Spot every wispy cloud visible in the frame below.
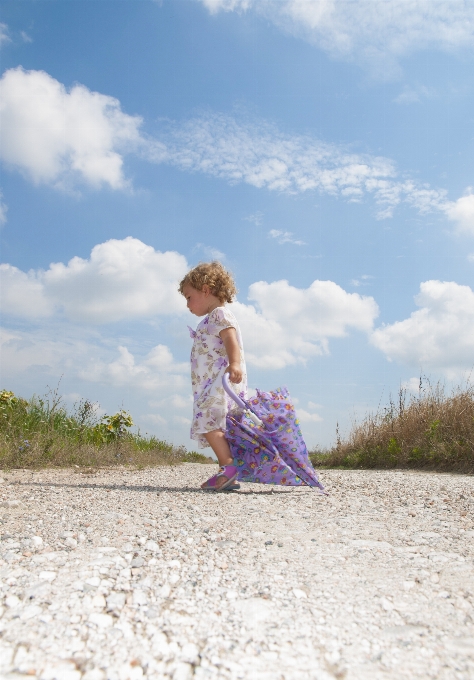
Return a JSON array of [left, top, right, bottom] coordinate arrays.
[[199, 0, 474, 78], [0, 191, 7, 226], [268, 229, 305, 246], [394, 85, 437, 105], [0, 23, 11, 47], [244, 211, 264, 226], [0, 67, 467, 229], [193, 243, 227, 261], [351, 275, 374, 288], [148, 111, 450, 220]]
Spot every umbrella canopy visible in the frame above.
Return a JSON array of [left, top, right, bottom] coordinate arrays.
[[223, 376, 325, 491]]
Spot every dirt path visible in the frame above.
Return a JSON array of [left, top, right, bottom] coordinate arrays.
[[0, 465, 473, 679]]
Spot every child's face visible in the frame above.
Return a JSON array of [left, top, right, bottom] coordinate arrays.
[[183, 285, 214, 316]]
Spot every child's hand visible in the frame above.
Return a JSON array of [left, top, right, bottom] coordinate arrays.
[[225, 363, 242, 384]]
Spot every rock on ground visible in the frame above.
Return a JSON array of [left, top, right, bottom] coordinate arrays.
[[0, 464, 473, 679]]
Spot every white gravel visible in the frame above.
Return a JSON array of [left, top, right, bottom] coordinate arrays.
[[0, 464, 473, 680]]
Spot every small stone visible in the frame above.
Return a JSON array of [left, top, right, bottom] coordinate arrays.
[[133, 590, 148, 606], [91, 594, 106, 608], [145, 540, 160, 552], [20, 604, 43, 620], [89, 612, 113, 628], [5, 595, 20, 608], [131, 557, 144, 568], [292, 588, 307, 599], [380, 597, 394, 611], [106, 591, 126, 612], [39, 571, 57, 581], [32, 536, 43, 547]]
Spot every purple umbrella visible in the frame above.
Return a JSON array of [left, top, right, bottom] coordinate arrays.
[[223, 374, 325, 492]]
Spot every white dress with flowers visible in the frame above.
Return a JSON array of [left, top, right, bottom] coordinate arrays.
[[189, 306, 247, 449]]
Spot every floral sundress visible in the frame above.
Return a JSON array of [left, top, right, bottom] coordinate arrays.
[[189, 306, 247, 449]]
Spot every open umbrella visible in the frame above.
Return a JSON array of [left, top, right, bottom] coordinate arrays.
[[223, 374, 325, 492]]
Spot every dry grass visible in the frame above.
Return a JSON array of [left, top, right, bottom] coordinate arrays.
[[0, 387, 212, 469], [310, 379, 474, 473]]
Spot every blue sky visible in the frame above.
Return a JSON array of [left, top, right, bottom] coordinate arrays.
[[1, 0, 474, 450]]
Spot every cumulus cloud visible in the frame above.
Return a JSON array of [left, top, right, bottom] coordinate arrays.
[[80, 344, 188, 391], [232, 279, 379, 368], [0, 326, 187, 393], [443, 190, 474, 235], [371, 280, 474, 377], [149, 111, 450, 219], [0, 237, 188, 323], [199, 0, 474, 77], [0, 67, 143, 190]]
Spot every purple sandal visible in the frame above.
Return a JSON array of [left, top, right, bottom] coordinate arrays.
[[201, 465, 238, 492]]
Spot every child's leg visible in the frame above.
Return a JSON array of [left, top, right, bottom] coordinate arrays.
[[201, 430, 236, 490], [204, 430, 233, 466]]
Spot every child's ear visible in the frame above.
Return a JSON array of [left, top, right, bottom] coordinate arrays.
[[202, 284, 210, 296]]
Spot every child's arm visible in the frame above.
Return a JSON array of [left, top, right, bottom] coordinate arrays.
[[219, 327, 243, 384]]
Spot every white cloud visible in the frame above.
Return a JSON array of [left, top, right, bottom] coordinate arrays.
[[199, 0, 474, 77], [0, 23, 10, 46], [0, 325, 187, 393], [371, 280, 474, 377], [468, 254, 474, 263], [0, 67, 143, 190], [268, 229, 305, 246], [401, 377, 422, 393], [149, 111, 450, 219], [244, 211, 264, 226], [0, 237, 188, 323], [297, 409, 323, 423], [443, 190, 474, 235], [394, 85, 437, 105], [0, 65, 456, 223], [193, 242, 227, 261], [80, 344, 188, 391], [232, 278, 379, 368], [351, 274, 374, 288], [20, 31, 32, 44], [0, 191, 8, 225]]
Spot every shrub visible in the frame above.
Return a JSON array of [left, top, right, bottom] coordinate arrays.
[[0, 388, 188, 469], [310, 378, 474, 473]]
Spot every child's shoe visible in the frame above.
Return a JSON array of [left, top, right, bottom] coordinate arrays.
[[201, 465, 238, 491]]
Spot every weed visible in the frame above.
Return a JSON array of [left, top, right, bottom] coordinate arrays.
[[310, 377, 474, 473], [0, 388, 189, 469]]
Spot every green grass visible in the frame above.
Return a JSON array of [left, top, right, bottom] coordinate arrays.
[[0, 387, 204, 469], [310, 378, 474, 474]]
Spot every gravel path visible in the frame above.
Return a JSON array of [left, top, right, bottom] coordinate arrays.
[[0, 464, 473, 680]]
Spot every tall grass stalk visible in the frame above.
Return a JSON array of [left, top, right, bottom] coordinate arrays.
[[310, 379, 474, 473], [0, 388, 208, 469]]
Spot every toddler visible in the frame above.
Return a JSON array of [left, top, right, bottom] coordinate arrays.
[[179, 261, 247, 491]]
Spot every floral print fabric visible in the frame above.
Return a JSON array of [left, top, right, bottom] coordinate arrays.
[[226, 386, 325, 490], [189, 306, 247, 449]]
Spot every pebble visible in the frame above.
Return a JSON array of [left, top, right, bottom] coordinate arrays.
[[0, 465, 472, 679]]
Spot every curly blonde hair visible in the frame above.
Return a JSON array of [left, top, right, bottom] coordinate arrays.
[[179, 261, 237, 304]]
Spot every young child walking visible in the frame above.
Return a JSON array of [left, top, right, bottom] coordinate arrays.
[[179, 261, 247, 491]]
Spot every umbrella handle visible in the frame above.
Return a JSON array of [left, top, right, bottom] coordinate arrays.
[[222, 373, 263, 427]]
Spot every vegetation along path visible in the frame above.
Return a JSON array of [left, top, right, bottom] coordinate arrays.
[[0, 465, 473, 679]]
